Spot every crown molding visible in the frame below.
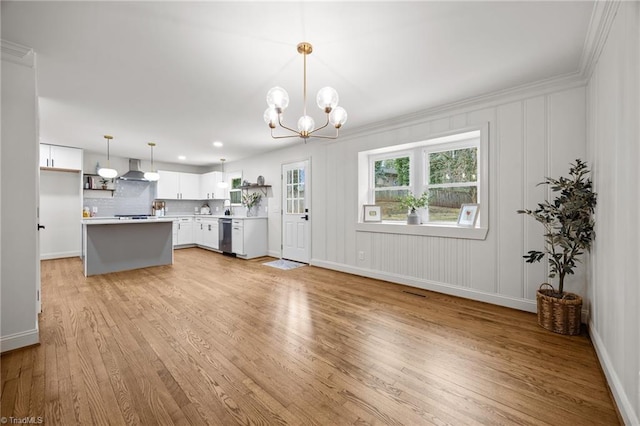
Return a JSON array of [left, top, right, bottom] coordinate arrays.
[[1, 40, 35, 67], [343, 70, 586, 141], [579, 0, 621, 80]]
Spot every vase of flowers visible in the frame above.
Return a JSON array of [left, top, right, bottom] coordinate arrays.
[[242, 192, 262, 217]]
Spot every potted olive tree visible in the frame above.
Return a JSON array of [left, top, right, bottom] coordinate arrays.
[[399, 192, 429, 225], [517, 159, 597, 335]]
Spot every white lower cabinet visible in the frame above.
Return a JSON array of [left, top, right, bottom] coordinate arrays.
[[231, 218, 267, 259], [174, 217, 194, 246], [231, 219, 244, 255], [176, 216, 264, 258], [195, 217, 218, 250]]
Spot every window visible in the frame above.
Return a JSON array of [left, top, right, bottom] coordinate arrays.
[[371, 153, 412, 220], [425, 143, 478, 222], [358, 124, 488, 238], [229, 176, 242, 205]]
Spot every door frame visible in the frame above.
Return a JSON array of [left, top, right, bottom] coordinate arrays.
[[281, 158, 311, 263]]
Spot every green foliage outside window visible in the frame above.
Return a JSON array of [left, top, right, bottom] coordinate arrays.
[[429, 148, 477, 184]]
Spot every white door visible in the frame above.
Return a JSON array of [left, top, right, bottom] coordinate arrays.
[[40, 170, 82, 259], [282, 160, 310, 263]]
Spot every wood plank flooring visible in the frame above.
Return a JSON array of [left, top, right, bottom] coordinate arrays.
[[1, 248, 621, 425]]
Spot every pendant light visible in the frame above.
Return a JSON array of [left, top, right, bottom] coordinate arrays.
[[217, 158, 229, 188], [144, 142, 160, 181], [97, 135, 118, 178]]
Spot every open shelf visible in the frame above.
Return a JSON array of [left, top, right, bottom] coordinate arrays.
[[239, 185, 271, 196]]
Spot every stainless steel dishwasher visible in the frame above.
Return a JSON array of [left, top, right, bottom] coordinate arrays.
[[219, 218, 233, 254]]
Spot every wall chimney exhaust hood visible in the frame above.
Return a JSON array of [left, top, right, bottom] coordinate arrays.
[[119, 159, 147, 181]]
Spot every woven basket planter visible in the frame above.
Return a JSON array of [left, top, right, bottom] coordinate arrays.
[[536, 283, 583, 335]]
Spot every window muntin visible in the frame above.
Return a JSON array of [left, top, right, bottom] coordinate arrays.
[[285, 167, 305, 214], [425, 145, 478, 222], [371, 154, 412, 221]]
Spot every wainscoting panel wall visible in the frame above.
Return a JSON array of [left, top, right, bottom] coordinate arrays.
[[586, 1, 640, 424], [315, 86, 586, 313]]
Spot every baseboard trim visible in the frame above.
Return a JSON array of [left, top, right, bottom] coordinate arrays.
[[589, 320, 638, 426], [310, 259, 537, 313], [267, 250, 281, 259], [1, 328, 39, 353], [40, 250, 81, 260]]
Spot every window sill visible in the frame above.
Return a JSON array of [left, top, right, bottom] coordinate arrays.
[[355, 221, 488, 240]]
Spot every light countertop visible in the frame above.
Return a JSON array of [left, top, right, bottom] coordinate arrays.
[[82, 217, 176, 225]]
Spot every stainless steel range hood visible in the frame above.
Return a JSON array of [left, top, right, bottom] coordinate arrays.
[[119, 159, 147, 181]]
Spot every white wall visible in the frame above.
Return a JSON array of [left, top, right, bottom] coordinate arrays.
[[1, 44, 40, 352], [587, 2, 640, 424], [229, 83, 587, 314]]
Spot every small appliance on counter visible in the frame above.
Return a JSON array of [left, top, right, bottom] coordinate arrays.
[[152, 200, 166, 216], [200, 203, 211, 215]]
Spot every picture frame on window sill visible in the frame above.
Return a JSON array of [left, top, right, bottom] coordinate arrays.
[[363, 205, 382, 222], [457, 203, 479, 227]]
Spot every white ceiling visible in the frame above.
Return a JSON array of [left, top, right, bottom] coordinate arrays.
[[2, 1, 594, 167]]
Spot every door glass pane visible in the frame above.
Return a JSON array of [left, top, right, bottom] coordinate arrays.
[[285, 167, 305, 214]]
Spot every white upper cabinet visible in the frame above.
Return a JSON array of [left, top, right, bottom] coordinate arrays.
[[157, 170, 200, 200], [199, 172, 216, 199], [39, 144, 82, 170], [179, 172, 200, 200], [199, 171, 227, 199], [157, 170, 180, 199]]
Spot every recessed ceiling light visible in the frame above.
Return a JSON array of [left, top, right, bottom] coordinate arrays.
[[178, 155, 186, 160], [213, 141, 223, 148]]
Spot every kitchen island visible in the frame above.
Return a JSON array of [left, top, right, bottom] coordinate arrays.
[[82, 217, 175, 276]]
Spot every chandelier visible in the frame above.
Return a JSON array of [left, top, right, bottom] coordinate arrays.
[[264, 42, 347, 140]]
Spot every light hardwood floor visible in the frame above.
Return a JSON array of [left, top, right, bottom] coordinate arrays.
[[1, 248, 620, 425]]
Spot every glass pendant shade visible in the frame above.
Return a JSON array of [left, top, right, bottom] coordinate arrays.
[[316, 87, 339, 112], [217, 158, 228, 188], [329, 106, 348, 128], [98, 167, 118, 179], [266, 87, 289, 111], [99, 135, 117, 178], [263, 107, 278, 127], [144, 171, 160, 181], [144, 142, 160, 181], [297, 115, 315, 133]]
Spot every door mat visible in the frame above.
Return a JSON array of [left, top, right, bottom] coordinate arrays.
[[263, 259, 306, 270]]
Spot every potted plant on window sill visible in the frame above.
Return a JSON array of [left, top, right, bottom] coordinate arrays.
[[517, 159, 597, 335], [399, 192, 429, 225]]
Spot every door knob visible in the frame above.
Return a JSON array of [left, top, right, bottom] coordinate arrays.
[[300, 214, 309, 220], [37, 224, 45, 230]]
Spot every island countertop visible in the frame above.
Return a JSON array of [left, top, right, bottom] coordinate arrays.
[[83, 217, 176, 225]]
